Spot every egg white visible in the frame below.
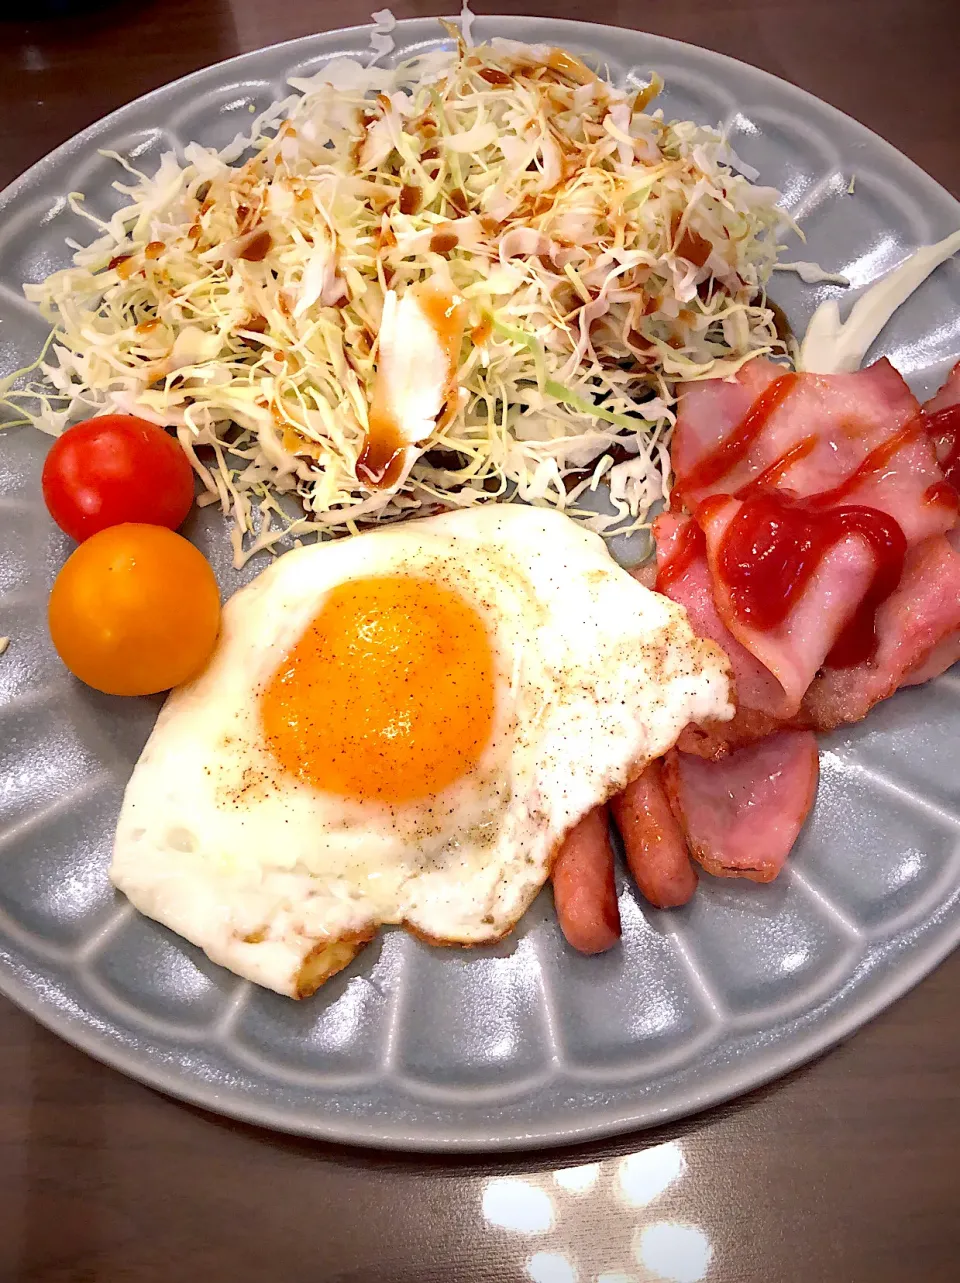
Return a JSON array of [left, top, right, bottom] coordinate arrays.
[[110, 505, 733, 997]]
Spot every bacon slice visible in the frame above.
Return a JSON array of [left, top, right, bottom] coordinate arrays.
[[800, 532, 960, 730], [662, 731, 819, 883], [671, 358, 782, 506], [796, 364, 960, 729], [655, 360, 959, 749], [695, 493, 886, 716], [615, 360, 959, 912], [600, 351, 960, 924], [922, 360, 960, 493], [674, 358, 919, 497], [900, 631, 960, 687], [652, 513, 785, 757], [653, 514, 786, 716], [924, 360, 960, 416], [675, 357, 955, 542]]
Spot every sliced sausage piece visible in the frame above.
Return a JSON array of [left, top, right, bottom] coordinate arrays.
[[552, 804, 621, 954], [662, 729, 819, 883], [610, 761, 698, 908]]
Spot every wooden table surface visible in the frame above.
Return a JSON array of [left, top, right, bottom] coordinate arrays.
[[0, 2, 958, 1280]]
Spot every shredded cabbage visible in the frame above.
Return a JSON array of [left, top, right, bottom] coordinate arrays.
[[6, 31, 794, 565]]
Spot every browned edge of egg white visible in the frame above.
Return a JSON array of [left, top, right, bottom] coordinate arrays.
[[294, 926, 378, 999]]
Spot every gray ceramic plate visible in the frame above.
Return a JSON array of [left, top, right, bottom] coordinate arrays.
[[0, 15, 958, 1152]]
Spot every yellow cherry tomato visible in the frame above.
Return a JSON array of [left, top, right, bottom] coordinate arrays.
[[48, 523, 220, 696]]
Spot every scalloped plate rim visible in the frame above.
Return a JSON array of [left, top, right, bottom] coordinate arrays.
[[0, 14, 957, 1152]]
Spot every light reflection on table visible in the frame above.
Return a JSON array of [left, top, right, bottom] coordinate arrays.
[[479, 1139, 713, 1282]]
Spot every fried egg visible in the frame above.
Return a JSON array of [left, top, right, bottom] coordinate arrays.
[[110, 505, 732, 997]]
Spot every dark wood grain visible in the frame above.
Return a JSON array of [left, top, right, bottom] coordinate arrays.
[[0, 4, 958, 1281]]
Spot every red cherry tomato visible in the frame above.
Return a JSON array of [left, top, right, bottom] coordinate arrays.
[[41, 415, 195, 541]]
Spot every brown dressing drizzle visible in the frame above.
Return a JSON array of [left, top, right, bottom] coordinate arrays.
[[479, 67, 512, 86], [676, 226, 713, 268], [546, 47, 596, 85], [237, 228, 273, 262], [632, 73, 663, 114], [767, 298, 794, 345], [357, 421, 406, 490], [429, 229, 459, 254], [471, 316, 492, 346], [238, 314, 269, 346], [446, 188, 470, 217], [670, 211, 713, 269], [398, 184, 421, 215]]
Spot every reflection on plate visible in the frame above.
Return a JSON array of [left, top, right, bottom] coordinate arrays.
[[0, 15, 958, 1150]]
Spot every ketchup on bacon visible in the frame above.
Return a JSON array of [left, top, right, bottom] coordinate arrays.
[[670, 373, 929, 670]]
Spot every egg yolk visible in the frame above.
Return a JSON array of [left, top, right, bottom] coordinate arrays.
[[261, 575, 495, 804]]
